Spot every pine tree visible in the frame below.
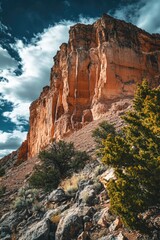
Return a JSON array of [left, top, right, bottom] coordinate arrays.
[[99, 80, 160, 231]]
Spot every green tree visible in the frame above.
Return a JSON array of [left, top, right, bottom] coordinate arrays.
[[98, 81, 160, 231], [29, 141, 89, 192], [29, 165, 61, 192], [92, 121, 116, 147]]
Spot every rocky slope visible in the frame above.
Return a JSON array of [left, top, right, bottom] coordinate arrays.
[[1, 99, 129, 193], [25, 14, 160, 158], [1, 158, 160, 240]]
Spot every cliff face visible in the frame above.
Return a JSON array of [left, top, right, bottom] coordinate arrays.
[[27, 14, 160, 158]]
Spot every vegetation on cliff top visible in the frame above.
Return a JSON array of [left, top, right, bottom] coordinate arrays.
[[94, 80, 160, 231]]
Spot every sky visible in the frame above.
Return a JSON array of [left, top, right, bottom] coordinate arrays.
[[0, 0, 160, 158]]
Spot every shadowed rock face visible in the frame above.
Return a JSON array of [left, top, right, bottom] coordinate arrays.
[[27, 14, 160, 158]]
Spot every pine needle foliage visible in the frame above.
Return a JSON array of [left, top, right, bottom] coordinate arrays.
[[92, 121, 116, 147], [99, 80, 160, 231]]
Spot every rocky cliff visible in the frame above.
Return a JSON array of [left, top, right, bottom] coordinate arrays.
[[26, 14, 160, 158]]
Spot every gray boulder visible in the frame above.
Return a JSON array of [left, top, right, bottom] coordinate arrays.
[[78, 185, 97, 206], [1, 235, 11, 240], [48, 188, 67, 203], [19, 218, 50, 240], [93, 207, 115, 227], [18, 205, 70, 240], [55, 205, 94, 240], [98, 232, 126, 240], [78, 180, 94, 192], [0, 210, 25, 239], [98, 235, 117, 240], [0, 211, 19, 228]]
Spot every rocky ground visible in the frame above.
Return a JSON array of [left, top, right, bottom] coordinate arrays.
[[1, 159, 160, 240], [0, 99, 160, 240], [0, 160, 138, 240]]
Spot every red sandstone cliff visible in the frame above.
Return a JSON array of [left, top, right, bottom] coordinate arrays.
[[26, 14, 160, 158]]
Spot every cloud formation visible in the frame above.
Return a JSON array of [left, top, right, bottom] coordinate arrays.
[[112, 0, 160, 33], [0, 16, 96, 158], [137, 0, 160, 33], [1, 22, 71, 103], [1, 17, 96, 103], [0, 46, 17, 70], [0, 130, 27, 158], [3, 102, 30, 127]]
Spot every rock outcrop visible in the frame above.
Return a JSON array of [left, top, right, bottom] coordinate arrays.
[[1, 160, 159, 240], [25, 14, 160, 157]]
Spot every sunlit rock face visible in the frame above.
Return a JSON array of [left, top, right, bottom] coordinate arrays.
[[27, 14, 160, 158]]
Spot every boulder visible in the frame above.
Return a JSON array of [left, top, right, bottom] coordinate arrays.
[[98, 233, 126, 240], [48, 188, 67, 203], [78, 185, 97, 206], [55, 210, 83, 240], [55, 205, 94, 240], [98, 235, 115, 240], [100, 168, 116, 185], [1, 235, 11, 240], [78, 180, 94, 192], [116, 232, 126, 240], [0, 225, 11, 240], [109, 217, 122, 232], [0, 210, 25, 239], [19, 218, 50, 240], [95, 207, 115, 227], [77, 231, 89, 240]]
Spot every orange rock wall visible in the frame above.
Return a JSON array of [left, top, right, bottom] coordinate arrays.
[[16, 140, 28, 165], [27, 14, 160, 158]]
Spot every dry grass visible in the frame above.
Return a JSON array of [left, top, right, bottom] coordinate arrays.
[[61, 173, 85, 195], [50, 213, 61, 224]]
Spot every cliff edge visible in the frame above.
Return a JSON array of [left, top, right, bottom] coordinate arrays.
[[12, 14, 160, 158]]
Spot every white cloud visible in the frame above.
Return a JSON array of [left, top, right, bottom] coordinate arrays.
[[0, 46, 18, 70], [112, 0, 160, 34], [0, 130, 27, 158], [3, 102, 30, 127], [137, 0, 160, 33], [1, 17, 96, 104], [1, 22, 72, 103], [0, 16, 97, 158], [0, 150, 13, 158]]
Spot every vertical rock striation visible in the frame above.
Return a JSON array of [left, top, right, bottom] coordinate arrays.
[[27, 14, 160, 158]]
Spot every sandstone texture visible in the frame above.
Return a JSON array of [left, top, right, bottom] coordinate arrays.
[[25, 14, 160, 157]]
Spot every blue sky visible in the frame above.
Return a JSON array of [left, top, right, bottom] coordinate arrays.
[[0, 0, 160, 158]]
